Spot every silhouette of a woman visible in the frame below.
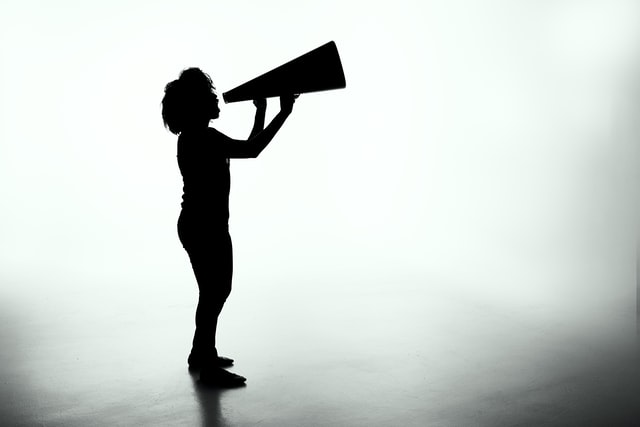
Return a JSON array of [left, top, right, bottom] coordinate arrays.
[[162, 68, 295, 387]]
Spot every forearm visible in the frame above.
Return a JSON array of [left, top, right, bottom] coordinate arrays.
[[248, 107, 265, 139], [247, 111, 290, 157]]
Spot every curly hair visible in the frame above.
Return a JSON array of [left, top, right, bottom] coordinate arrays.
[[162, 68, 218, 135]]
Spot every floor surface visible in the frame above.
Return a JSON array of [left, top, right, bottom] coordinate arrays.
[[1, 274, 639, 426]]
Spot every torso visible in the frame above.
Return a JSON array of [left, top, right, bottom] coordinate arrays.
[[177, 128, 230, 224]]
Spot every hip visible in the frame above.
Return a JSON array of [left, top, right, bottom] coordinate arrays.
[[177, 210, 230, 247]]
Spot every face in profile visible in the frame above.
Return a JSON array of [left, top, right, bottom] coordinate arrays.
[[209, 92, 220, 121]]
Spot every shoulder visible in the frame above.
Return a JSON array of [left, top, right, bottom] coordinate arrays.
[[178, 128, 215, 149], [207, 127, 233, 143], [181, 127, 232, 143], [179, 127, 234, 158], [179, 128, 207, 142], [177, 130, 206, 158]]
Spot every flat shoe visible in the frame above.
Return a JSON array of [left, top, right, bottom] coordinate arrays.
[[200, 367, 246, 388], [188, 354, 235, 370], [215, 356, 234, 367]]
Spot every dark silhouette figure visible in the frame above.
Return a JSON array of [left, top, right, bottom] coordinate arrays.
[[162, 68, 295, 387]]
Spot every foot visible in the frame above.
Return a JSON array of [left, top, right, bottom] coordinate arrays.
[[214, 356, 235, 367], [199, 367, 246, 388], [188, 353, 234, 370]]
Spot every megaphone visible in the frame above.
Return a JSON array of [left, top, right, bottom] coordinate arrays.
[[222, 41, 346, 103]]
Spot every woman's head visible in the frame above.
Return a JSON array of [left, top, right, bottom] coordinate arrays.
[[162, 68, 220, 134]]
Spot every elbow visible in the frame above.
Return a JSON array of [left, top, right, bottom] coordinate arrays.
[[244, 139, 261, 158], [248, 143, 263, 158], [243, 147, 260, 158]]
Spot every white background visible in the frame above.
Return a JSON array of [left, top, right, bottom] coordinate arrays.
[[1, 0, 639, 334]]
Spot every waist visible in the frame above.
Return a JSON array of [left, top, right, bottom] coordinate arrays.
[[179, 207, 228, 224]]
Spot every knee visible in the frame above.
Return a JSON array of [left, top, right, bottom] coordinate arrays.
[[199, 284, 231, 304]]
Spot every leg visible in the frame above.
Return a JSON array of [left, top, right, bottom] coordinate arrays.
[[187, 232, 245, 386], [185, 230, 233, 363]]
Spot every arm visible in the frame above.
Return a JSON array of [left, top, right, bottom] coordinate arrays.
[[213, 94, 296, 159], [248, 98, 266, 139]]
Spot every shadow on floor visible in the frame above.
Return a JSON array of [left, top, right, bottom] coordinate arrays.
[[190, 370, 249, 427]]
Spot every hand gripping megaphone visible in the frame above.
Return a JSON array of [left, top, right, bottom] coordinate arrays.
[[222, 41, 346, 103]]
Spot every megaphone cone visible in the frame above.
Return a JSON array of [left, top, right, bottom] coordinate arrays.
[[222, 41, 346, 103]]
